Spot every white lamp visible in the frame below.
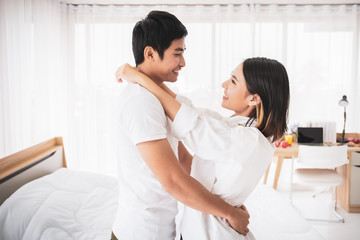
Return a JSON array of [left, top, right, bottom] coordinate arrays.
[[338, 95, 349, 143]]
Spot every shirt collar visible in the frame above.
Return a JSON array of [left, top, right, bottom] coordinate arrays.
[[226, 115, 256, 127]]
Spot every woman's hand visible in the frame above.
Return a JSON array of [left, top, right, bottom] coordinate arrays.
[[115, 63, 181, 121], [115, 63, 141, 84]]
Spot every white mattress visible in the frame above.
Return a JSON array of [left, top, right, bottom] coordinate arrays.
[[0, 168, 119, 240], [0, 168, 324, 240]]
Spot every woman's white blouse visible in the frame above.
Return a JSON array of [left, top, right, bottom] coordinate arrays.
[[173, 95, 275, 240]]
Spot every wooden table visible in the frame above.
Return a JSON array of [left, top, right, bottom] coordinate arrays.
[[264, 143, 298, 189], [264, 142, 360, 212]]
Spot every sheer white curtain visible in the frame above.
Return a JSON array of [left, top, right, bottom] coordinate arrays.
[[1, 1, 359, 175], [0, 0, 69, 159]]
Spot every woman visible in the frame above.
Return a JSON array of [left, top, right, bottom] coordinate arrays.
[[115, 57, 290, 239]]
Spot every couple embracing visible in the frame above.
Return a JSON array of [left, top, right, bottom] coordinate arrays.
[[112, 10, 289, 240]]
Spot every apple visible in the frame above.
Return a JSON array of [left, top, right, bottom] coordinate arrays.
[[347, 137, 354, 142], [281, 141, 289, 148], [275, 141, 281, 147], [353, 138, 360, 144]]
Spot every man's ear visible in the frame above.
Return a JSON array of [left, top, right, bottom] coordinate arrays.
[[248, 94, 262, 106], [144, 46, 157, 62]]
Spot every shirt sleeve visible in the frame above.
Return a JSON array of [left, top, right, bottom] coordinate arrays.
[[120, 92, 167, 145], [175, 94, 224, 119], [175, 94, 193, 106], [171, 103, 234, 162]]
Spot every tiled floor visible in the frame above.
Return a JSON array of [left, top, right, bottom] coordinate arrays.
[[267, 158, 360, 240]]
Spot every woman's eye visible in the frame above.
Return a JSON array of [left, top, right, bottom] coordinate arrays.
[[231, 79, 236, 84], [174, 54, 181, 56]]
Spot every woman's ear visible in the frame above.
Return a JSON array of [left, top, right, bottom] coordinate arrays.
[[249, 94, 262, 106], [143, 46, 156, 62]]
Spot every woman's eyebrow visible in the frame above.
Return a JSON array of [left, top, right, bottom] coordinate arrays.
[[231, 73, 239, 82]]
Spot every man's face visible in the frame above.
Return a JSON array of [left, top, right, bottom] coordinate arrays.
[[152, 37, 186, 83]]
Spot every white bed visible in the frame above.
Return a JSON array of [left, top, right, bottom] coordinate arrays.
[[0, 137, 325, 240]]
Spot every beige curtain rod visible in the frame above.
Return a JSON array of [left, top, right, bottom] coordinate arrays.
[[64, 3, 360, 7], [65, 4, 360, 8], [60, 1, 360, 6]]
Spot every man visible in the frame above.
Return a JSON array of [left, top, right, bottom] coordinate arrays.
[[112, 11, 249, 240]]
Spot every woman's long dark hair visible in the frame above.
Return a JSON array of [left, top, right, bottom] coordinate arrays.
[[243, 57, 290, 141]]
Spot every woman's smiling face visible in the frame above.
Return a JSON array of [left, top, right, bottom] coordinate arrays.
[[221, 63, 256, 117]]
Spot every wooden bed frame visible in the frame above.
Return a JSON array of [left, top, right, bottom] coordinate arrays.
[[0, 137, 67, 205]]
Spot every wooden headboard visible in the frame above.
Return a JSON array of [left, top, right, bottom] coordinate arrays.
[[0, 137, 67, 205]]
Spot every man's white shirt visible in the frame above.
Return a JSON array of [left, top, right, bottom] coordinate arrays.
[[112, 83, 179, 240]]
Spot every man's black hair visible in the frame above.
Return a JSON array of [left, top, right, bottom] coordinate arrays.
[[132, 11, 188, 66]]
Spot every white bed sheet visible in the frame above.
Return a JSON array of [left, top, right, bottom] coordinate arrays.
[[0, 168, 324, 240], [0, 168, 119, 240]]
